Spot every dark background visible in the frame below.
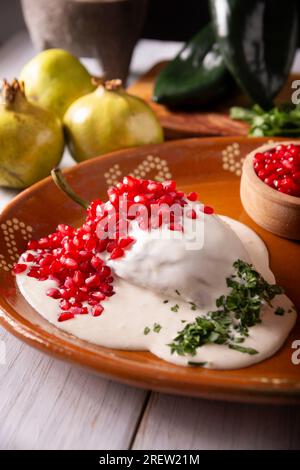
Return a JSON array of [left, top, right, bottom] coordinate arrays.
[[0, 0, 299, 45]]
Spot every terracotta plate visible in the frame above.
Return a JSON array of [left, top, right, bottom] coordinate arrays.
[[128, 63, 300, 139], [0, 137, 299, 404]]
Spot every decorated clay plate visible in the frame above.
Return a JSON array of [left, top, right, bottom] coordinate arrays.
[[0, 137, 299, 404]]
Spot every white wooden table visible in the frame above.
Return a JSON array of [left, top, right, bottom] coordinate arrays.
[[1, 31, 300, 451]]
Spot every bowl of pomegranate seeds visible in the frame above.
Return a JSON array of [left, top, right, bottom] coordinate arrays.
[[241, 141, 300, 240]]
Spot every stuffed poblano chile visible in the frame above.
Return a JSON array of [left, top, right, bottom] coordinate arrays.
[[153, 23, 235, 107], [209, 0, 298, 110]]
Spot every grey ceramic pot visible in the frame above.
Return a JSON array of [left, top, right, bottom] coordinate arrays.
[[21, 0, 148, 82]]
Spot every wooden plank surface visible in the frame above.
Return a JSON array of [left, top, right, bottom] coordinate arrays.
[[133, 393, 300, 450], [0, 327, 147, 450]]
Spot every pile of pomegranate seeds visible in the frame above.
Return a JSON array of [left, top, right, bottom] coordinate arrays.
[[253, 144, 300, 197], [12, 176, 214, 322]]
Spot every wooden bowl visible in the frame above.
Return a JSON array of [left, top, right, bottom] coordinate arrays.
[[241, 141, 300, 240]]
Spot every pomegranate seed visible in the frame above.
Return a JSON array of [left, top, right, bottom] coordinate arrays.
[[27, 267, 40, 278], [62, 258, 78, 270], [27, 240, 38, 250], [79, 261, 90, 272], [107, 241, 117, 253], [64, 276, 74, 289], [58, 312, 74, 322], [264, 175, 277, 187], [79, 286, 89, 293], [39, 254, 54, 266], [187, 191, 198, 201], [85, 237, 97, 251], [46, 288, 61, 299], [92, 305, 104, 317], [24, 252, 35, 262], [73, 270, 84, 286], [69, 306, 88, 315], [57, 224, 74, 236], [12, 264, 27, 275], [123, 175, 138, 188], [85, 274, 101, 288], [163, 180, 176, 191], [203, 206, 214, 215], [78, 250, 91, 260], [293, 172, 300, 183], [99, 283, 113, 294], [101, 266, 111, 277], [110, 247, 124, 259], [118, 237, 134, 248], [90, 256, 103, 270], [91, 291, 106, 301], [60, 299, 71, 310], [38, 238, 50, 249]]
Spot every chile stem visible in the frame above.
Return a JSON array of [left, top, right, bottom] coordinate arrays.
[[51, 168, 89, 210]]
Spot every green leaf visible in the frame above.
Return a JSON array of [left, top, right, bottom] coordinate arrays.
[[230, 103, 300, 137], [275, 307, 285, 316], [171, 304, 180, 313], [229, 344, 258, 355]]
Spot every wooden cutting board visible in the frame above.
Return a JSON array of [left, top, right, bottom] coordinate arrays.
[[128, 62, 300, 139]]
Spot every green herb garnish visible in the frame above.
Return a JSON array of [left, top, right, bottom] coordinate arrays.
[[175, 289, 181, 296], [230, 103, 300, 137], [171, 304, 180, 313], [169, 260, 284, 357], [189, 302, 197, 311], [153, 323, 162, 333], [144, 326, 151, 335], [163, 300, 169, 304], [229, 344, 258, 355], [275, 307, 285, 316]]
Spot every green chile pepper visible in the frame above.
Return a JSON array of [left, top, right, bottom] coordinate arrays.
[[153, 23, 235, 108], [209, 0, 298, 109]]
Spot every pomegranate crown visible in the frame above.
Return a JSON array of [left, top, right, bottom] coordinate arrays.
[[91, 77, 123, 91], [0, 78, 25, 104]]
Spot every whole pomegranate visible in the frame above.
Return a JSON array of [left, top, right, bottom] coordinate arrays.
[[0, 79, 64, 188], [63, 79, 164, 161], [20, 49, 94, 119]]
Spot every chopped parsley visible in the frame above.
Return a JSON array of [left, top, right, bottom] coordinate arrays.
[[169, 260, 285, 357], [144, 323, 162, 334], [275, 307, 285, 316], [163, 300, 169, 304], [175, 289, 181, 296], [229, 344, 258, 355], [171, 304, 179, 313], [153, 323, 162, 333], [189, 302, 197, 311]]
